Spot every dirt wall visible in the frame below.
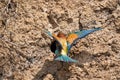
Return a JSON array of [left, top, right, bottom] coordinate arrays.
[[0, 0, 120, 80]]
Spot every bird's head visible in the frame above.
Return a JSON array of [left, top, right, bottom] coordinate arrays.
[[57, 31, 66, 39]]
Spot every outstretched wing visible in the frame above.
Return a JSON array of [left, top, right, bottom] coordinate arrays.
[[44, 30, 63, 52], [67, 27, 102, 53]]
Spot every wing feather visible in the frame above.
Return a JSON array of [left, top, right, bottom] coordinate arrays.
[[67, 28, 102, 53], [44, 30, 63, 49]]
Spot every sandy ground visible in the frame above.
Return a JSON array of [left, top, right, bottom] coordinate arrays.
[[0, 0, 120, 80]]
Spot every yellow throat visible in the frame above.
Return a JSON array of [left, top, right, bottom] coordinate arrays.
[[59, 38, 68, 55]]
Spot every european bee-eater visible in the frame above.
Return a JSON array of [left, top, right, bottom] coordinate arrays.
[[45, 27, 102, 62]]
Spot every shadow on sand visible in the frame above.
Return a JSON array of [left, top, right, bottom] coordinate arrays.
[[32, 60, 73, 80], [33, 50, 96, 80]]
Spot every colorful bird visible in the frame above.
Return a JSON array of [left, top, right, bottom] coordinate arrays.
[[45, 27, 102, 63]]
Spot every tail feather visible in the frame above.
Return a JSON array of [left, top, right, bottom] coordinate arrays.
[[55, 55, 77, 63]]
